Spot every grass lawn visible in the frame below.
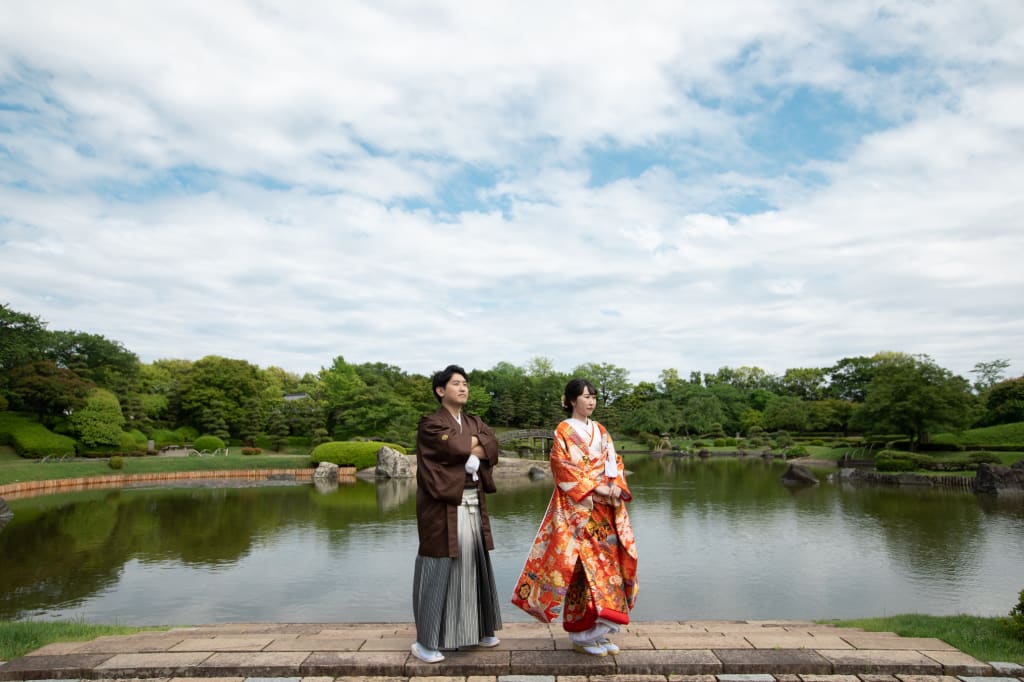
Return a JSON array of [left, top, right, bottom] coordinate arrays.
[[829, 614, 1024, 664], [0, 620, 167, 661], [0, 448, 312, 486]]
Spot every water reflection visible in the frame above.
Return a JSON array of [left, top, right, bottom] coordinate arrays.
[[1, 458, 1021, 625]]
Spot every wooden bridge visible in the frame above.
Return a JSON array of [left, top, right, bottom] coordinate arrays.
[[498, 429, 553, 456]]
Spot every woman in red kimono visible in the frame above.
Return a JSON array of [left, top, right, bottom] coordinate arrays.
[[511, 378, 638, 656]]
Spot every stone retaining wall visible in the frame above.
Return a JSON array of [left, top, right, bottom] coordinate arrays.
[[0, 467, 357, 500]]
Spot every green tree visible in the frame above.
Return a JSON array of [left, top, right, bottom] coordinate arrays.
[[71, 388, 126, 448], [970, 359, 1011, 394], [780, 367, 827, 401], [806, 398, 856, 433], [826, 356, 877, 402], [0, 304, 49, 372], [7, 360, 94, 425], [854, 354, 977, 448], [981, 376, 1024, 426], [571, 362, 632, 405], [739, 408, 766, 435], [763, 395, 811, 432], [179, 356, 275, 437], [47, 330, 140, 395], [680, 394, 726, 436]]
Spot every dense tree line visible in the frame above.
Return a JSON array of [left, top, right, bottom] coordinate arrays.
[[1, 304, 1019, 451]]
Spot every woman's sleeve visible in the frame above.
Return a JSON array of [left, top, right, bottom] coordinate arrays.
[[607, 432, 632, 502], [549, 427, 600, 504]]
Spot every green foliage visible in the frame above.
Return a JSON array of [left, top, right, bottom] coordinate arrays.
[[0, 411, 77, 457], [854, 353, 977, 446], [0, 620, 157, 662], [935, 420, 1024, 446], [310, 440, 407, 469], [875, 455, 920, 472], [193, 435, 225, 451], [713, 437, 727, 447], [71, 389, 125, 448], [832, 614, 1024, 664], [175, 426, 199, 442], [0, 304, 50, 371], [787, 445, 809, 456], [118, 432, 140, 453], [6, 360, 94, 424], [1009, 589, 1024, 642], [108, 456, 124, 470], [982, 378, 1024, 426], [150, 428, 182, 447]]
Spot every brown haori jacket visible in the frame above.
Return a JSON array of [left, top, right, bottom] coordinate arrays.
[[415, 406, 499, 558]]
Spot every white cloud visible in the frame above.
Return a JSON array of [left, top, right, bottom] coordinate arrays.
[[1, 0, 1022, 383]]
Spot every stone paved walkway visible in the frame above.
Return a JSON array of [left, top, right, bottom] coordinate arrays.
[[1, 621, 1022, 682]]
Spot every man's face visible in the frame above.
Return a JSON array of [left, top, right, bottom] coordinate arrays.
[[436, 373, 469, 408]]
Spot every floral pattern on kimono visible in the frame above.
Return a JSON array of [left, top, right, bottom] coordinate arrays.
[[511, 419, 638, 629]]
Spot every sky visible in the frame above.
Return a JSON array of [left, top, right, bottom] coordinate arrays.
[[1, 1, 1022, 384]]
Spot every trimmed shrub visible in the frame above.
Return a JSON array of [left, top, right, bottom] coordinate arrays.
[[692, 440, 708, 448], [875, 456, 918, 472], [241, 446, 262, 455], [787, 445, 809, 457], [193, 435, 226, 451], [311, 441, 408, 469], [151, 428, 182, 447], [108, 456, 124, 470], [0, 412, 77, 458], [71, 389, 125, 447], [713, 438, 727, 447], [127, 429, 148, 445], [118, 431, 141, 453], [175, 426, 199, 443]]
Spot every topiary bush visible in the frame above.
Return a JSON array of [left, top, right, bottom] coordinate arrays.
[[175, 426, 199, 443], [151, 428, 182, 447], [108, 456, 124, 470], [241, 446, 262, 455], [310, 441, 407, 469], [713, 438, 727, 447], [118, 431, 141, 454], [193, 435, 226, 451], [875, 456, 918, 472], [0, 412, 77, 458]]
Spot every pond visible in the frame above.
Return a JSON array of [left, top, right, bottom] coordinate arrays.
[[1, 457, 1022, 625]]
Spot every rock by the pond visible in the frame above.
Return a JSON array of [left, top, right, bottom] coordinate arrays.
[[527, 465, 548, 480], [377, 446, 416, 479], [314, 461, 339, 481], [781, 463, 819, 486], [975, 462, 1024, 495]]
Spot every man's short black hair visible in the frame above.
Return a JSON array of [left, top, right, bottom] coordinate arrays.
[[432, 364, 468, 403]]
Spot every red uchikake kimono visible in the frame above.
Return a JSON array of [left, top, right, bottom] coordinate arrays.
[[511, 419, 638, 632]]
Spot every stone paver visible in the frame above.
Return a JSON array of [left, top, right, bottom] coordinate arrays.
[[712, 649, 832, 675], [816, 650, 943, 676], [919, 649, 991, 676], [0, 621, 1007, 681], [988, 662, 1024, 676]]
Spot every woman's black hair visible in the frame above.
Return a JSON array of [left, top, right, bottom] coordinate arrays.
[[432, 364, 468, 403], [562, 377, 597, 415]]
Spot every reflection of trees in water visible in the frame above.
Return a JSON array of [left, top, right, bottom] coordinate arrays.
[[626, 456, 835, 521], [834, 484, 983, 581], [0, 481, 414, 620]]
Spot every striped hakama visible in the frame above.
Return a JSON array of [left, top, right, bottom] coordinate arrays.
[[412, 487, 503, 650]]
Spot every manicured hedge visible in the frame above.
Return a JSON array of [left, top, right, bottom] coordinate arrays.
[[0, 412, 78, 458], [193, 435, 226, 451], [310, 441, 407, 469]]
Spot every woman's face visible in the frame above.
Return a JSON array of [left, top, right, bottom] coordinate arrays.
[[572, 389, 597, 419]]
